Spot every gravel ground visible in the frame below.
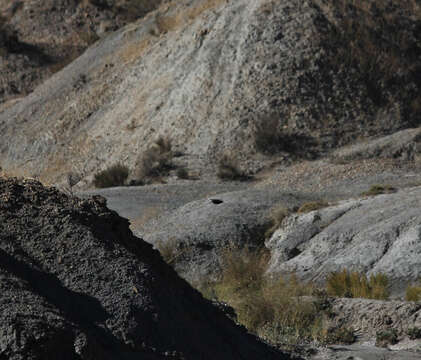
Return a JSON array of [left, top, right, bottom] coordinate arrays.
[[81, 181, 251, 232], [257, 158, 421, 200], [80, 157, 421, 234]]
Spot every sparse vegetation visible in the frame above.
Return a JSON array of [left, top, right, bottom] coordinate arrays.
[[376, 329, 398, 347], [199, 247, 357, 346], [217, 154, 248, 181], [326, 327, 356, 345], [254, 114, 285, 154], [93, 163, 129, 188], [297, 201, 329, 214], [210, 248, 326, 344], [326, 270, 389, 300], [253, 114, 317, 158], [88, 0, 161, 20], [407, 327, 421, 340], [323, 0, 421, 107], [405, 281, 421, 301], [264, 206, 290, 239], [136, 136, 174, 182], [361, 184, 396, 196], [176, 167, 189, 179]]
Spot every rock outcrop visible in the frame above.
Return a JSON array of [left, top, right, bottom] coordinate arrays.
[[142, 189, 317, 283], [0, 0, 419, 184], [0, 177, 291, 360], [266, 186, 421, 294]]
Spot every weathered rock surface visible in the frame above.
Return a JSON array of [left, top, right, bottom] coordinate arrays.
[[330, 128, 421, 163], [0, 0, 164, 104], [142, 189, 317, 283], [329, 298, 421, 342], [81, 181, 251, 233], [305, 298, 421, 359], [312, 344, 421, 360], [266, 186, 421, 294], [0, 177, 291, 360], [0, 0, 419, 184]]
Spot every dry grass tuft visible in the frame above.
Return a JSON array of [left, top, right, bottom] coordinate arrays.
[[326, 269, 389, 300], [136, 136, 174, 181], [297, 201, 329, 214], [155, 0, 227, 34], [93, 163, 129, 188], [265, 205, 290, 239], [361, 184, 396, 197], [205, 247, 350, 345], [406, 280, 421, 301], [217, 154, 248, 181]]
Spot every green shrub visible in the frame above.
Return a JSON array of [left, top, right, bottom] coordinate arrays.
[[376, 329, 398, 347], [217, 154, 248, 181], [136, 136, 174, 181], [326, 270, 389, 300], [297, 201, 329, 214], [176, 167, 189, 179], [407, 327, 421, 340], [93, 163, 129, 188], [326, 327, 356, 345], [361, 184, 396, 196]]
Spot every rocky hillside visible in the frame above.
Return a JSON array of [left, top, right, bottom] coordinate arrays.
[[0, 177, 291, 360], [0, 0, 165, 104], [266, 186, 421, 294], [0, 0, 420, 184]]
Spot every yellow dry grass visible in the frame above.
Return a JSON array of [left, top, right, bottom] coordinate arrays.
[[156, 0, 227, 34], [120, 38, 152, 65]]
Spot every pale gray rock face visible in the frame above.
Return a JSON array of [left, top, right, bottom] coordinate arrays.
[[0, 0, 419, 183], [266, 187, 421, 294], [142, 189, 315, 284]]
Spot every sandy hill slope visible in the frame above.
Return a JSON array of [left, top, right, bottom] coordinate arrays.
[[0, 0, 419, 185]]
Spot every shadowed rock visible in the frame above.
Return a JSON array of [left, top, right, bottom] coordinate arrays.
[[0, 177, 292, 360]]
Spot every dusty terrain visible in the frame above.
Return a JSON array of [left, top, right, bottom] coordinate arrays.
[[0, 0, 165, 104], [1, 0, 421, 359], [0, 0, 419, 185]]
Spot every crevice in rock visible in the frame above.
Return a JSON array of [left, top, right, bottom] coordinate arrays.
[[210, 199, 223, 204]]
